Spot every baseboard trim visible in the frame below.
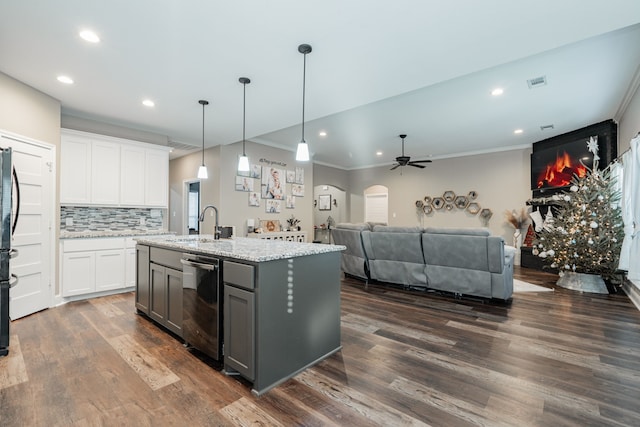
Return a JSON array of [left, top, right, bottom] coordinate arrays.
[[622, 280, 640, 312]]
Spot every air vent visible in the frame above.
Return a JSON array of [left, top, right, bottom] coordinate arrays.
[[527, 76, 547, 89], [540, 124, 555, 131], [168, 140, 199, 150]]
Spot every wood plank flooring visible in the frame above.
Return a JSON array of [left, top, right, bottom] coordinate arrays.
[[2, 267, 640, 426]]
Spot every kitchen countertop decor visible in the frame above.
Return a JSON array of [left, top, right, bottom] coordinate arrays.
[[134, 234, 345, 263]]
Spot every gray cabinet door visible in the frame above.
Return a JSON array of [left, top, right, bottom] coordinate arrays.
[[224, 285, 255, 381], [135, 245, 150, 314], [149, 263, 166, 324], [165, 267, 183, 336]]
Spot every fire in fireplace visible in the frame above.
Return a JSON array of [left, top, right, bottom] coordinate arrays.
[[530, 138, 594, 192], [535, 150, 589, 189]]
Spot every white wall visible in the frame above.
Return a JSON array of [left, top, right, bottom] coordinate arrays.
[[347, 148, 532, 243], [170, 140, 314, 238], [0, 71, 61, 293]]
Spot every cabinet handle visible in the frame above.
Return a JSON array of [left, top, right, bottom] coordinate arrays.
[[180, 258, 217, 271]]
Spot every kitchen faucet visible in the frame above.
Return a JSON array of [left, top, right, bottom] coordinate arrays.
[[199, 205, 221, 239]]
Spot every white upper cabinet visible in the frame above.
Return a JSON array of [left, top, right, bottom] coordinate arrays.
[[120, 145, 146, 206], [91, 139, 120, 205], [144, 149, 169, 207], [61, 129, 169, 207], [60, 134, 92, 204]]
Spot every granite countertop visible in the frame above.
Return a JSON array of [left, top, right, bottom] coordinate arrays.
[[60, 229, 174, 239], [134, 234, 346, 263]]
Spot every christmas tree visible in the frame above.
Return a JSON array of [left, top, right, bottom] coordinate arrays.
[[533, 137, 624, 280]]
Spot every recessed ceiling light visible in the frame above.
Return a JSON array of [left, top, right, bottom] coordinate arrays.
[[514, 129, 523, 134], [57, 75, 74, 84], [491, 88, 504, 96], [79, 30, 100, 43], [319, 131, 327, 137], [376, 151, 383, 156], [142, 99, 155, 107]]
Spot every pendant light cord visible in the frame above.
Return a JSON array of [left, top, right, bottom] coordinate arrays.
[[201, 102, 205, 165], [242, 82, 247, 155], [301, 51, 307, 143]]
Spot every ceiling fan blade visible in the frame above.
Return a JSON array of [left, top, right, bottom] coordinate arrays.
[[409, 163, 426, 169], [410, 159, 432, 164], [390, 164, 401, 170]]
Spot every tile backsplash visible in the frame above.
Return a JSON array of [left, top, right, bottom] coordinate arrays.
[[60, 206, 164, 232]]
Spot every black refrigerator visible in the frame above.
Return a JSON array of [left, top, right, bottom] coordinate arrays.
[[1, 147, 19, 357]]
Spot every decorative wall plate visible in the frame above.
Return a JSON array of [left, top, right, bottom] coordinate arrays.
[[415, 200, 424, 208], [480, 208, 493, 220], [432, 197, 445, 210], [445, 203, 454, 211], [466, 202, 480, 215], [454, 195, 469, 209], [443, 190, 456, 202], [422, 205, 433, 214], [468, 190, 478, 200]]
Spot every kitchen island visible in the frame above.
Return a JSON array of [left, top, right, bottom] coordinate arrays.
[[134, 234, 345, 395]]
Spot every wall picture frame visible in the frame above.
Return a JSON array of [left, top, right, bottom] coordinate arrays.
[[235, 176, 254, 192], [248, 191, 260, 206], [318, 194, 331, 210]]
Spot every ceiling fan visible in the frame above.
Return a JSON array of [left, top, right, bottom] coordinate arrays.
[[390, 134, 432, 170]]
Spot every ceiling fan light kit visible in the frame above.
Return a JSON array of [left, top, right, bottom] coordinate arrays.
[[390, 134, 432, 170]]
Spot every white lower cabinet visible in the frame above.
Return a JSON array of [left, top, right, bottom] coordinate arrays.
[[124, 237, 137, 288], [95, 249, 125, 292], [62, 251, 96, 296], [62, 237, 139, 297]]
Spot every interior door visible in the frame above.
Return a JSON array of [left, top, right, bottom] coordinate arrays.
[[1, 134, 53, 320]]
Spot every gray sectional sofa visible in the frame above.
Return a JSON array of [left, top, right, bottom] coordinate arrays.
[[332, 223, 516, 301]]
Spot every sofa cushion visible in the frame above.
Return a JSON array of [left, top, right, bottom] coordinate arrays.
[[362, 227, 426, 286], [332, 223, 370, 281], [424, 227, 490, 236], [372, 225, 422, 233], [336, 223, 371, 231], [423, 232, 491, 271]]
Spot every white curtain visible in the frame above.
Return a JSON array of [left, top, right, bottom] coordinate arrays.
[[619, 135, 640, 281]]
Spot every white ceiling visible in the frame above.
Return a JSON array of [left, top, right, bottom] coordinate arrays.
[[2, 1, 640, 169]]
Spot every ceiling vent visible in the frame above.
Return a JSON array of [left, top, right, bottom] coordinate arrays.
[[168, 140, 199, 151], [527, 76, 547, 89], [540, 124, 554, 131]]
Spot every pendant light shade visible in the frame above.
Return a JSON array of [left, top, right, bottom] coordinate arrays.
[[296, 43, 312, 162], [197, 99, 209, 179], [237, 77, 251, 172]]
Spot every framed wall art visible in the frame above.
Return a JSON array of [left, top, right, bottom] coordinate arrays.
[[248, 191, 260, 206], [235, 176, 254, 192], [318, 194, 331, 211], [265, 199, 281, 213], [261, 166, 284, 199]]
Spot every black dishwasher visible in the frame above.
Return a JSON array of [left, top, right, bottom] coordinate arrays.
[[181, 254, 222, 361]]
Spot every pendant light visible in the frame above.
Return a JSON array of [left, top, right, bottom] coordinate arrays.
[[296, 43, 312, 161], [197, 99, 209, 179], [237, 77, 251, 172]]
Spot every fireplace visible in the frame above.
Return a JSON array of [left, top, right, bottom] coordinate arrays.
[[530, 120, 617, 198], [531, 140, 593, 192]]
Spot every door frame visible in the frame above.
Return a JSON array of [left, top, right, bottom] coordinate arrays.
[[1, 129, 56, 312], [182, 179, 201, 236]]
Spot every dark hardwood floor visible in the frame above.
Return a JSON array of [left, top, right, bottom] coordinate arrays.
[[2, 267, 640, 426]]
